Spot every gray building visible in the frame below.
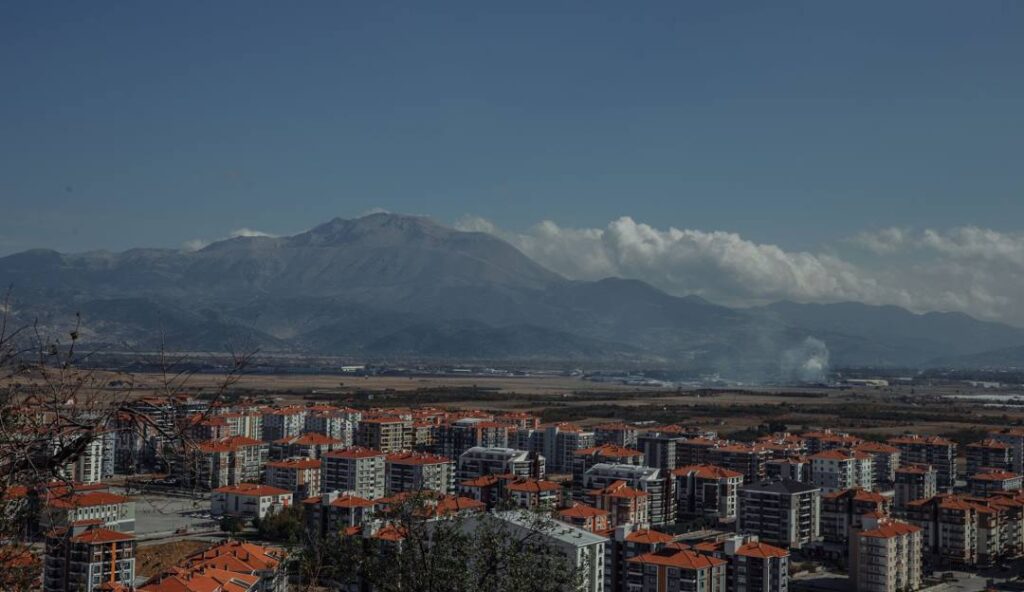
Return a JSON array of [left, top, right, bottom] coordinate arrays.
[[738, 480, 820, 549]]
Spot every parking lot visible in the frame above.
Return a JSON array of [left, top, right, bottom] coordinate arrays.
[[114, 488, 220, 540]]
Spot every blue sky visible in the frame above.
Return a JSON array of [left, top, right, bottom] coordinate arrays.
[[4, 2, 1024, 326], [1, 1, 1021, 255]]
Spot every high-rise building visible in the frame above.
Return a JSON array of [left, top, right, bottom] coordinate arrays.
[[888, 435, 956, 491], [673, 464, 744, 522], [850, 516, 923, 592], [43, 525, 136, 592], [738, 480, 821, 549], [321, 447, 386, 500]]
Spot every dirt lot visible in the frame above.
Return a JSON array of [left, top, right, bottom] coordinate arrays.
[[135, 539, 211, 577]]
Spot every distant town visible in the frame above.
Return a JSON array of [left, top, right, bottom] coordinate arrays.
[[9, 365, 1024, 592]]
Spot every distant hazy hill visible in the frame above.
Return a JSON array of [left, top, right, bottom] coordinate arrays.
[[2, 212, 1022, 372]]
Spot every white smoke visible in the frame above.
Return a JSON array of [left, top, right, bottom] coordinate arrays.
[[780, 337, 831, 384]]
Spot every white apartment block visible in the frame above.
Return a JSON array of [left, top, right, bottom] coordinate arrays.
[[322, 447, 386, 499]]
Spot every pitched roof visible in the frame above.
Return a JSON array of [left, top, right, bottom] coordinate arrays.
[[70, 527, 135, 544], [673, 464, 744, 480], [214, 483, 291, 497], [324, 446, 385, 459], [629, 547, 726, 570], [625, 529, 674, 544], [735, 541, 789, 559]]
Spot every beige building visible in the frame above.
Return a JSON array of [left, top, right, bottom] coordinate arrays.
[[321, 446, 387, 499], [850, 516, 922, 592]]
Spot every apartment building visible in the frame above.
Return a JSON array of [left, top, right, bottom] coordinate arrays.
[[585, 479, 649, 526], [43, 525, 136, 592], [456, 446, 544, 481], [673, 464, 744, 522], [604, 525, 676, 592], [269, 432, 345, 460], [572, 444, 646, 492], [385, 451, 455, 494], [43, 491, 136, 534], [211, 483, 293, 520], [304, 409, 355, 445], [636, 430, 688, 470], [265, 457, 322, 499], [803, 430, 862, 454], [850, 516, 923, 592], [894, 465, 937, 509], [810, 450, 874, 493], [738, 480, 821, 549], [556, 503, 610, 533], [485, 512, 606, 592], [966, 439, 1013, 476], [189, 435, 267, 490], [261, 407, 307, 442], [504, 477, 563, 509], [356, 417, 413, 453], [968, 470, 1023, 496], [321, 447, 387, 500], [434, 418, 509, 459], [583, 463, 675, 525], [888, 435, 957, 491], [696, 534, 790, 592], [820, 488, 892, 545], [303, 491, 376, 538], [853, 442, 901, 488], [593, 422, 639, 448], [904, 495, 1005, 567], [707, 444, 771, 484], [990, 428, 1024, 474], [540, 423, 596, 474], [627, 546, 727, 592], [766, 457, 811, 483]]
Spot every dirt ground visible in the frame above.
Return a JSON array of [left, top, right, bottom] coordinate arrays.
[[135, 539, 211, 577]]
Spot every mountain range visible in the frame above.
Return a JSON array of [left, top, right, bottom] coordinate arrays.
[[2, 213, 1022, 375]]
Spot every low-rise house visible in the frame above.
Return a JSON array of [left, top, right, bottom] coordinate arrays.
[[211, 483, 293, 520]]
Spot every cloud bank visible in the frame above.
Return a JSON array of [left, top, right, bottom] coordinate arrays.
[[457, 216, 1024, 327]]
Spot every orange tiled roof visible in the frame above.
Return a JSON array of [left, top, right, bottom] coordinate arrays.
[[214, 483, 291, 497], [673, 464, 743, 480], [629, 547, 726, 570], [735, 541, 789, 558], [325, 446, 384, 459]]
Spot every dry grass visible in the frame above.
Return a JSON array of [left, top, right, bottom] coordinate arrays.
[[136, 539, 212, 577]]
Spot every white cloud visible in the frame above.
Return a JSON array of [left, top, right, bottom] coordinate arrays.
[[466, 216, 1024, 327], [181, 238, 209, 252], [229, 228, 276, 239], [181, 228, 275, 252]]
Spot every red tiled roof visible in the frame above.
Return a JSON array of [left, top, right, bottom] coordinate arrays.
[[735, 541, 789, 559], [386, 451, 451, 465], [673, 464, 743, 480], [625, 529, 674, 544], [324, 446, 384, 459], [70, 528, 135, 544], [629, 547, 726, 570], [214, 483, 291, 497]]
